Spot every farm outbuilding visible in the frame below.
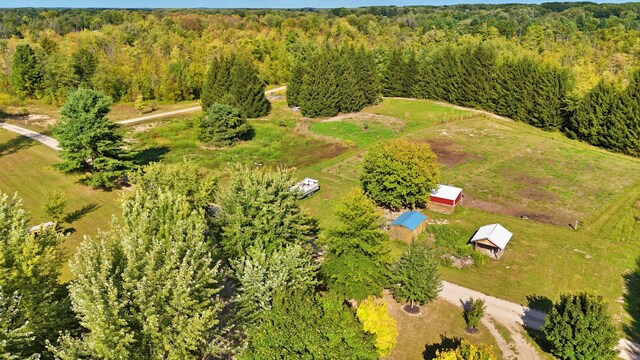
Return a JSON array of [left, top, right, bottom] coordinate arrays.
[[389, 211, 427, 243], [428, 184, 463, 214], [469, 223, 513, 259]]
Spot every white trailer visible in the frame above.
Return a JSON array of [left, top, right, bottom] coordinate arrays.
[[291, 178, 320, 199]]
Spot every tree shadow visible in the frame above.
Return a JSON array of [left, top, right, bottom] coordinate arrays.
[[526, 294, 553, 312], [242, 126, 256, 142], [64, 203, 100, 224], [624, 257, 640, 342], [523, 327, 554, 356], [423, 335, 462, 359], [0, 132, 37, 156], [133, 146, 170, 165]]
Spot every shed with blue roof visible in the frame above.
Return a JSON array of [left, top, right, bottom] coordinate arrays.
[[389, 211, 427, 242]]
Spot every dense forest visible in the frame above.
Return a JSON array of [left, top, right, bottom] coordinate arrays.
[[2, 3, 640, 154]]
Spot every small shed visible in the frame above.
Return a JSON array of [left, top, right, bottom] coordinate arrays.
[[428, 184, 463, 214], [389, 211, 427, 243], [469, 223, 513, 259]]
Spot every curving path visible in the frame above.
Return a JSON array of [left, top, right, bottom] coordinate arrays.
[[440, 281, 640, 360], [0, 122, 60, 150], [118, 85, 287, 125], [0, 86, 289, 148]]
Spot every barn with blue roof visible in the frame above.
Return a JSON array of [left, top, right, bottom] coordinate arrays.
[[389, 211, 427, 242]]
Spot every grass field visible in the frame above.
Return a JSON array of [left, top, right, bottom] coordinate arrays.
[[301, 98, 640, 341], [0, 130, 123, 280]]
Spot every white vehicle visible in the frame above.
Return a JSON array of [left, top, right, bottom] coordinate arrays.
[[291, 178, 320, 199]]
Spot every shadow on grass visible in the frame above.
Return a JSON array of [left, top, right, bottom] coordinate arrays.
[[526, 294, 553, 313], [64, 203, 100, 224], [0, 131, 37, 156], [423, 335, 462, 359], [523, 327, 554, 356], [133, 146, 170, 165], [624, 257, 640, 342]]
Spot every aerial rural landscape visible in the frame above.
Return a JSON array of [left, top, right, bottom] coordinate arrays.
[[0, 2, 639, 360]]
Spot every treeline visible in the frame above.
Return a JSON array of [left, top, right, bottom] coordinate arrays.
[[286, 46, 378, 117], [378, 43, 640, 156], [2, 3, 640, 105]]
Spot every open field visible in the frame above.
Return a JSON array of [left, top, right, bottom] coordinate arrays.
[[384, 296, 503, 360], [301, 98, 640, 341], [0, 130, 123, 280], [131, 100, 347, 170]]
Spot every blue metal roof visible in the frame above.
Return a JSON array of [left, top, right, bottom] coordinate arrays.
[[390, 211, 427, 231]]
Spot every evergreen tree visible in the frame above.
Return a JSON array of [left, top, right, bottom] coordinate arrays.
[[216, 166, 318, 260], [321, 188, 390, 300], [10, 43, 43, 98], [70, 47, 97, 88], [242, 290, 377, 360], [41, 190, 67, 223], [56, 189, 223, 360], [381, 47, 405, 97], [0, 192, 75, 359], [52, 88, 133, 188], [285, 59, 305, 107], [360, 139, 440, 210], [543, 292, 618, 360], [201, 55, 233, 111], [392, 240, 442, 307], [299, 49, 342, 118], [198, 103, 251, 146], [229, 57, 271, 118]]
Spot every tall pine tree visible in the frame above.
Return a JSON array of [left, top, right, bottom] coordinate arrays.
[[229, 57, 271, 118], [10, 44, 43, 98]]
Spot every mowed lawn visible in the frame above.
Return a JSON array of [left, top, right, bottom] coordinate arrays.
[[0, 130, 123, 280]]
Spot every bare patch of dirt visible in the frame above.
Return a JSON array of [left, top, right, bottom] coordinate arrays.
[[5, 113, 56, 127], [463, 196, 573, 227], [425, 139, 483, 167], [131, 122, 159, 133]]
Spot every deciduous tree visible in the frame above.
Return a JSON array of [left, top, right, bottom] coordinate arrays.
[[242, 290, 377, 359], [0, 192, 74, 359], [360, 139, 440, 210], [216, 166, 318, 260], [392, 240, 441, 307], [57, 189, 223, 360], [321, 188, 390, 300], [543, 292, 618, 360], [356, 296, 398, 357], [434, 340, 497, 360]]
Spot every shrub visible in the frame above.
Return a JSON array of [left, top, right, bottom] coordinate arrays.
[[356, 296, 399, 357], [434, 340, 497, 360], [463, 297, 486, 330], [198, 103, 250, 146]]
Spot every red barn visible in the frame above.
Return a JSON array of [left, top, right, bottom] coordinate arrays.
[[428, 184, 463, 214]]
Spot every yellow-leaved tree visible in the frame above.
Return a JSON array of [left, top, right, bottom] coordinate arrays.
[[434, 340, 497, 360], [356, 296, 399, 357]]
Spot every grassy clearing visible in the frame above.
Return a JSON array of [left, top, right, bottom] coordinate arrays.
[[107, 100, 200, 122], [131, 100, 347, 171], [384, 297, 502, 360], [310, 120, 398, 148], [0, 130, 123, 280]]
